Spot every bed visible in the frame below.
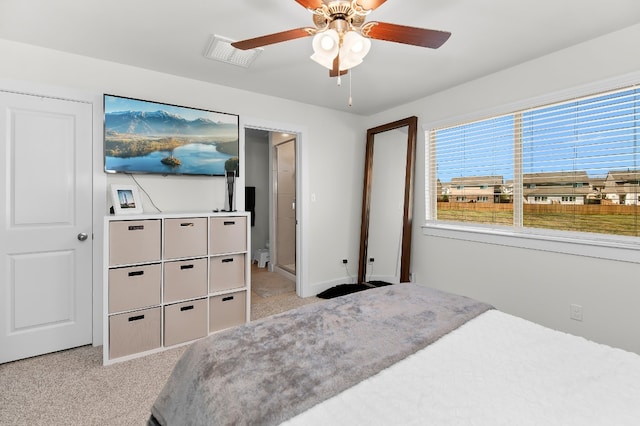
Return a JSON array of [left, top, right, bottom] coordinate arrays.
[[149, 284, 640, 425]]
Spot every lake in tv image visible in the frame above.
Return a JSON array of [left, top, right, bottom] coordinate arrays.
[[105, 142, 234, 175], [103, 94, 239, 176]]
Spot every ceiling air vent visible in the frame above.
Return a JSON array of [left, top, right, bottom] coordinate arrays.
[[203, 34, 262, 68]]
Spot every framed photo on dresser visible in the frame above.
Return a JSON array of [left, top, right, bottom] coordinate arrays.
[[110, 184, 143, 215]]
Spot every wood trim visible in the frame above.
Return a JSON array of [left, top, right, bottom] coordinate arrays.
[[358, 116, 418, 284]]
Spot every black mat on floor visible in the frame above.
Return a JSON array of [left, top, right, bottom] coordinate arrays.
[[316, 281, 392, 299]]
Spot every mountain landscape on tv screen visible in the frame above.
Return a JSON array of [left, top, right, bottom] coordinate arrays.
[[105, 110, 237, 137], [104, 109, 238, 175]]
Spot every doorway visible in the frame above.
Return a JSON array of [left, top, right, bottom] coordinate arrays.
[[274, 137, 296, 275], [244, 128, 297, 284]]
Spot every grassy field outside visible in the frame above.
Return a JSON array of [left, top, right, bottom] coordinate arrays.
[[437, 203, 640, 237]]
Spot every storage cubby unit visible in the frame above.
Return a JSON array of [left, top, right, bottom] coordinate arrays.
[[103, 212, 250, 365]]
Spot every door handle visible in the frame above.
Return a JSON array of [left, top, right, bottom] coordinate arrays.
[[77, 233, 88, 241]]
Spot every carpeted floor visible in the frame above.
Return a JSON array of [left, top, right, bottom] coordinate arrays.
[[251, 263, 296, 298], [0, 269, 321, 426]]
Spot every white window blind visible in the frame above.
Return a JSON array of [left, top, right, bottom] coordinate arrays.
[[523, 89, 639, 177], [431, 115, 514, 225], [429, 84, 640, 237]]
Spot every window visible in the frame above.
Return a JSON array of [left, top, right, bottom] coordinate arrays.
[[432, 115, 514, 225], [428, 85, 640, 238]]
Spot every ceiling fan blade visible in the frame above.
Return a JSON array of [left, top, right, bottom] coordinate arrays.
[[362, 22, 451, 49], [354, 0, 388, 11], [329, 54, 348, 77], [331, 54, 339, 76], [294, 0, 324, 10], [231, 27, 315, 50]]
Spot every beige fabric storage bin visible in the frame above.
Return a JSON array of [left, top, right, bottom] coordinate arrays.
[[164, 298, 208, 347], [109, 219, 161, 266], [164, 217, 208, 259], [163, 258, 207, 303], [209, 291, 246, 333], [209, 254, 245, 292], [109, 307, 161, 359], [209, 217, 246, 255], [108, 263, 161, 313]]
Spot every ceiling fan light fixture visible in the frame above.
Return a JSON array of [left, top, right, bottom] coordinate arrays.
[[310, 29, 340, 69], [311, 29, 371, 72], [232, 0, 451, 79], [339, 31, 370, 68], [320, 34, 336, 51]]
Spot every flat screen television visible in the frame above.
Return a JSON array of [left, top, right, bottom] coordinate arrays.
[[103, 94, 239, 176]]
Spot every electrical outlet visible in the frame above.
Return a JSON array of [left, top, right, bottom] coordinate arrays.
[[342, 259, 348, 264], [570, 304, 583, 321], [369, 258, 375, 263]]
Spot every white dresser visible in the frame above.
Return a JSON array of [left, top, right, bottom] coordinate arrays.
[[103, 212, 250, 365]]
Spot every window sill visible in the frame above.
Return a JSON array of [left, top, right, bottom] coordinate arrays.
[[421, 221, 640, 264]]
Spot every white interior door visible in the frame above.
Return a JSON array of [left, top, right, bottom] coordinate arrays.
[[0, 90, 93, 363]]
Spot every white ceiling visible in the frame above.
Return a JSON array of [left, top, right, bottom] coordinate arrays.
[[1, 0, 640, 115]]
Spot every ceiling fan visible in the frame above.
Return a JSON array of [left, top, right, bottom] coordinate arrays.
[[231, 0, 451, 77]]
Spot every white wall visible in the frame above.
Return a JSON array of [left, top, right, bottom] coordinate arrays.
[[5, 20, 640, 354], [0, 39, 367, 344], [365, 23, 640, 354], [245, 130, 270, 254]]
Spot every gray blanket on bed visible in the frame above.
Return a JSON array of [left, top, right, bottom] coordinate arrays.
[[150, 284, 493, 426]]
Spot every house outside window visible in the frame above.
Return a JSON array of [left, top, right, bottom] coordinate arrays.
[[604, 171, 640, 205], [428, 84, 640, 237]]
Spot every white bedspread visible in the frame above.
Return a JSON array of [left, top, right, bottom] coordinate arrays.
[[284, 310, 640, 425]]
